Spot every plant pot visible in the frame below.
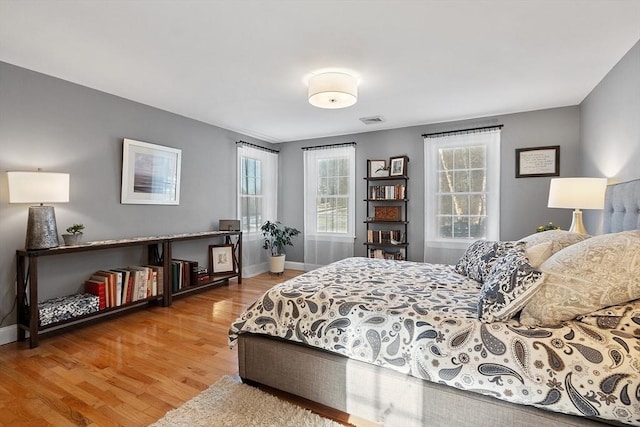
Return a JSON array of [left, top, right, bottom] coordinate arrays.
[[269, 254, 286, 274], [62, 233, 82, 246]]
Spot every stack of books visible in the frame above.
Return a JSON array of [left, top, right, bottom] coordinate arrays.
[[84, 265, 163, 310]]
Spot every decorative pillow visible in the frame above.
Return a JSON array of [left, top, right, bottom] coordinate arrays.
[[519, 230, 591, 261], [455, 240, 518, 283], [523, 241, 554, 268], [477, 245, 545, 322], [520, 230, 640, 327]]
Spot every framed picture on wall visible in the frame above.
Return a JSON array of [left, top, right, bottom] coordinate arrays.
[[121, 138, 182, 204], [515, 145, 560, 178]]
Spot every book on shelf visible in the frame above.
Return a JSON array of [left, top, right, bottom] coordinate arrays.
[[108, 270, 123, 306], [369, 184, 405, 200], [171, 259, 198, 290], [128, 266, 151, 301], [171, 261, 181, 292], [84, 279, 106, 310], [368, 248, 404, 260], [147, 265, 163, 296], [90, 272, 114, 308], [111, 269, 132, 304], [196, 266, 209, 285], [367, 229, 403, 244]]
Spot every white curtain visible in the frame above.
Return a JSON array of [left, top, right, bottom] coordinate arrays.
[[424, 128, 501, 264], [303, 145, 356, 271], [237, 143, 278, 277]]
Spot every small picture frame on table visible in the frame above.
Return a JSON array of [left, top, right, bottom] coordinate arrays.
[[368, 160, 389, 178], [209, 244, 236, 274], [389, 156, 408, 176]]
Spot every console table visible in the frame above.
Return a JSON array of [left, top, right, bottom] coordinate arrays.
[[16, 231, 242, 348]]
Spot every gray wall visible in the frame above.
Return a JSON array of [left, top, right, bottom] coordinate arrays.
[[278, 106, 581, 264], [0, 62, 274, 327], [580, 39, 640, 234]]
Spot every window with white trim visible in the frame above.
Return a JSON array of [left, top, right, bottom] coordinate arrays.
[[237, 144, 277, 234], [303, 144, 356, 270], [316, 157, 350, 233], [424, 128, 501, 253]]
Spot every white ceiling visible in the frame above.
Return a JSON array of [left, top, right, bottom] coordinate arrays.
[[1, 1, 639, 143]]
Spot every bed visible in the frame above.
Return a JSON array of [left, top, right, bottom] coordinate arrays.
[[229, 179, 640, 427]]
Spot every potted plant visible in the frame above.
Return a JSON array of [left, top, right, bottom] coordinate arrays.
[[62, 223, 85, 245], [260, 220, 300, 273]]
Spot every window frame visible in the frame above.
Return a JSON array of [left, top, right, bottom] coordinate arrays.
[[303, 146, 356, 239], [237, 145, 278, 236], [424, 129, 501, 249]]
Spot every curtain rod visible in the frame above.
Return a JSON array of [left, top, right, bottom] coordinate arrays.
[[301, 142, 356, 151], [236, 140, 279, 154], [422, 125, 503, 138]]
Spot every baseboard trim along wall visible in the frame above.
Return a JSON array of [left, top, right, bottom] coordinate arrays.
[[0, 324, 18, 346]]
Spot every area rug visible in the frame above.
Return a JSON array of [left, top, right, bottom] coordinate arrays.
[[150, 375, 344, 427]]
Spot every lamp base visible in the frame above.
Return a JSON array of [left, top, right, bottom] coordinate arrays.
[[568, 209, 588, 234], [26, 206, 60, 250]]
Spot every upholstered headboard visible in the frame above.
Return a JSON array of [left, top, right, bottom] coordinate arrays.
[[603, 178, 640, 233]]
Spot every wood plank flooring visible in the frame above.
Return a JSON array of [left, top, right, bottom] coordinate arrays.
[[0, 271, 370, 427]]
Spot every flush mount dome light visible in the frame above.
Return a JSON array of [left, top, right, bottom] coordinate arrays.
[[308, 72, 358, 109]]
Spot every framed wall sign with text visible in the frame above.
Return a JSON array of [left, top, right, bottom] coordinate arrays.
[[515, 146, 560, 178]]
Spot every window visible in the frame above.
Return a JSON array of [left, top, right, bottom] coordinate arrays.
[[239, 156, 263, 232], [424, 128, 501, 256], [436, 144, 488, 239], [316, 157, 350, 233], [237, 144, 277, 234], [303, 144, 356, 270]]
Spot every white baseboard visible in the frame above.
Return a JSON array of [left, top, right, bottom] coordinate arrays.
[[242, 262, 269, 278], [285, 261, 304, 271], [0, 324, 17, 346], [242, 261, 305, 278]]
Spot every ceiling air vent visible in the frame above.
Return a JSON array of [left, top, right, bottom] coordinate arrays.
[[359, 116, 385, 125]]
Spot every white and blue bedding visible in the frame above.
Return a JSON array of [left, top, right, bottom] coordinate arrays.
[[230, 257, 640, 426]]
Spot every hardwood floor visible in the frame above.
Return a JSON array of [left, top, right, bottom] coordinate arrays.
[[0, 271, 368, 427]]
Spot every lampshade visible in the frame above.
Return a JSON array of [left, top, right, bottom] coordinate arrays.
[[547, 177, 607, 234], [547, 177, 607, 209], [8, 171, 70, 203], [308, 72, 358, 109], [7, 171, 70, 250]]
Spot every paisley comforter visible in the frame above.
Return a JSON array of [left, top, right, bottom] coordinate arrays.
[[229, 257, 640, 425]]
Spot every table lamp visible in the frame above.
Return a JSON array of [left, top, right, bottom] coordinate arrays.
[[8, 171, 70, 249], [547, 177, 607, 234]]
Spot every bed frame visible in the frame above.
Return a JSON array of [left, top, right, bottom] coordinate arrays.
[[238, 179, 640, 427]]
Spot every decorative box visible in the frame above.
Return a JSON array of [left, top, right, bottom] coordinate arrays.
[[374, 206, 402, 221], [38, 293, 100, 327]]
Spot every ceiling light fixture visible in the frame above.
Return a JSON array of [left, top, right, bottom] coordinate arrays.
[[308, 72, 358, 109]]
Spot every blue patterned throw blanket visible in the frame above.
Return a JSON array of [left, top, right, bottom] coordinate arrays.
[[229, 257, 640, 425]]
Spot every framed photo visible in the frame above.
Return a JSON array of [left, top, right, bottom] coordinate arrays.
[[368, 160, 389, 177], [121, 138, 182, 204], [209, 244, 236, 274], [515, 146, 560, 178], [389, 156, 407, 176]]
